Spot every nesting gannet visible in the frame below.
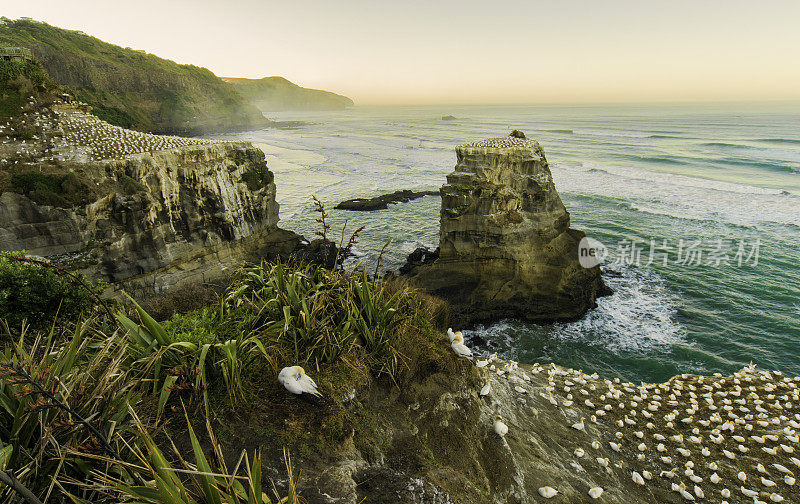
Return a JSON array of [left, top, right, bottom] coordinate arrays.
[[538, 486, 558, 498], [480, 380, 492, 396], [447, 327, 458, 342], [571, 417, 586, 431], [588, 486, 603, 499], [278, 366, 323, 399], [632, 471, 645, 485], [450, 334, 473, 359], [493, 415, 508, 437]]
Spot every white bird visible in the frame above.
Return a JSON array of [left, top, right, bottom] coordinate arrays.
[[450, 334, 472, 358], [632, 471, 645, 485], [538, 486, 558, 498], [588, 487, 603, 499], [771, 463, 792, 475], [574, 447, 585, 458], [770, 493, 784, 502], [571, 417, 586, 431], [480, 380, 491, 396], [494, 415, 508, 437], [278, 366, 322, 399], [741, 486, 758, 498], [447, 328, 459, 342]]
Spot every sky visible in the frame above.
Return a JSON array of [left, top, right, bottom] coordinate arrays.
[[2, 0, 800, 105]]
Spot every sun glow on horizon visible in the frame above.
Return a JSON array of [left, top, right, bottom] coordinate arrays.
[[3, 0, 800, 105]]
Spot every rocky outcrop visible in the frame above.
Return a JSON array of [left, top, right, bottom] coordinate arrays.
[[408, 134, 608, 324], [335, 189, 439, 211], [247, 354, 798, 504], [0, 141, 301, 293]]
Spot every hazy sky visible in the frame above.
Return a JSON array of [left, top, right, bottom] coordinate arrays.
[[3, 0, 800, 105]]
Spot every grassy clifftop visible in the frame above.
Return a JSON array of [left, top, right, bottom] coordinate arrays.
[[0, 18, 268, 134], [224, 76, 354, 111]]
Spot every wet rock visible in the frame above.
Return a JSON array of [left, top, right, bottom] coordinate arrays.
[[335, 189, 439, 212], [399, 246, 439, 276]]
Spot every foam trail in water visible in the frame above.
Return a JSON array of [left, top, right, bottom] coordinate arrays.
[[464, 266, 685, 356]]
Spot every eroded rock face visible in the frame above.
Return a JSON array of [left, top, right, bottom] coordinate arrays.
[[411, 135, 608, 323], [0, 142, 300, 293], [260, 356, 799, 504]]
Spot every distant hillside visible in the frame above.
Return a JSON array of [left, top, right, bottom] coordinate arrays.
[[0, 18, 268, 134], [223, 76, 354, 111]]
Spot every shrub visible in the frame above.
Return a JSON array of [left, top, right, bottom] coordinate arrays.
[[240, 163, 274, 191], [10, 171, 94, 207], [0, 251, 98, 330]]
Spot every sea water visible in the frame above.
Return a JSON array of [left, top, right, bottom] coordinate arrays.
[[214, 103, 800, 382]]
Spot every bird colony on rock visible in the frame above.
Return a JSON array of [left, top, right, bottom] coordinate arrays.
[[453, 328, 798, 503], [0, 96, 215, 166]]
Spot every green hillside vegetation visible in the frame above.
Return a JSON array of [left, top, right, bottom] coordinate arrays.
[[224, 76, 354, 111], [0, 255, 453, 503], [0, 54, 58, 119], [0, 18, 268, 134]]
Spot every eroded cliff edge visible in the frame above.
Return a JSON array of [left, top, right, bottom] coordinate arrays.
[[0, 101, 300, 294], [407, 134, 609, 324]]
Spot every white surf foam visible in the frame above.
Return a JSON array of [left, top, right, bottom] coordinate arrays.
[[551, 161, 800, 227], [551, 266, 686, 353]]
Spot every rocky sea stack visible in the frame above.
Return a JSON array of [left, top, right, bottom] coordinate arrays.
[[409, 133, 609, 324]]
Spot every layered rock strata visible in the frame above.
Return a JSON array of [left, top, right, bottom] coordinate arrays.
[[410, 134, 608, 323], [0, 139, 300, 293]]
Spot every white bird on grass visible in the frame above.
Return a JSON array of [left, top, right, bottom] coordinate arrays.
[[447, 327, 462, 342], [450, 333, 473, 359], [480, 380, 491, 396], [278, 366, 322, 399]]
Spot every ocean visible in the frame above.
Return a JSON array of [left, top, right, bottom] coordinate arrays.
[[213, 103, 800, 383]]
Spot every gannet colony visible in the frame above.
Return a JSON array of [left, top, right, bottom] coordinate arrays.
[[470, 343, 798, 503], [271, 326, 800, 503], [0, 95, 215, 166]]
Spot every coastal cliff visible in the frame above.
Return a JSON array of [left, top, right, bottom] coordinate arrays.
[[0, 100, 300, 294], [0, 18, 268, 134], [223, 76, 354, 112], [408, 134, 608, 324]]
